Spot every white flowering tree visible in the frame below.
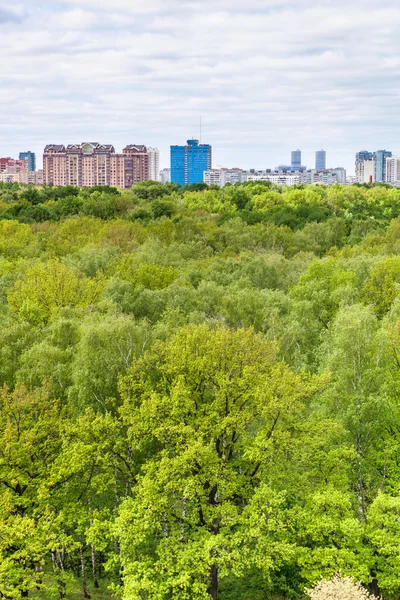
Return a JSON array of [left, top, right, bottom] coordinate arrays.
[[307, 575, 380, 600]]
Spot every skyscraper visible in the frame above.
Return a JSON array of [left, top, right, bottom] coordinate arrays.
[[277, 149, 306, 172], [19, 151, 36, 171], [148, 148, 160, 181], [374, 150, 392, 182], [291, 150, 302, 169], [315, 150, 326, 170], [170, 139, 212, 186]]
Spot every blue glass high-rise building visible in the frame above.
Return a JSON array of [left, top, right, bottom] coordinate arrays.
[[291, 150, 302, 169], [277, 149, 306, 172], [315, 150, 326, 170], [374, 149, 392, 182], [356, 150, 373, 163], [170, 139, 212, 186], [19, 151, 36, 171]]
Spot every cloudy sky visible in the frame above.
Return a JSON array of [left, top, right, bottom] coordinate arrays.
[[1, 0, 400, 173]]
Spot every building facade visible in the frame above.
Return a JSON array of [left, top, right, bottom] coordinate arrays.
[[243, 167, 346, 187], [277, 149, 306, 172], [246, 170, 304, 186], [291, 150, 302, 169], [148, 148, 160, 181], [374, 150, 392, 182], [122, 145, 150, 188], [307, 168, 346, 185], [315, 150, 326, 170], [43, 142, 151, 188], [204, 168, 246, 187], [385, 156, 400, 185], [356, 159, 376, 184], [355, 151, 374, 183], [160, 168, 170, 184], [0, 158, 27, 174], [170, 139, 212, 186], [19, 151, 36, 171], [0, 168, 43, 185], [355, 150, 392, 183]]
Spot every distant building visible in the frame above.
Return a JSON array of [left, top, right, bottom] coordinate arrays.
[[277, 149, 306, 172], [122, 145, 150, 188], [385, 156, 400, 185], [307, 168, 346, 185], [246, 170, 304, 186], [356, 150, 374, 163], [0, 168, 43, 185], [374, 150, 392, 182], [148, 148, 160, 181], [291, 150, 302, 169], [356, 160, 376, 184], [315, 150, 326, 170], [204, 168, 245, 187], [160, 168, 170, 184], [170, 139, 212, 186], [355, 151, 374, 183], [19, 151, 36, 172], [243, 166, 346, 187], [43, 142, 151, 188], [355, 150, 392, 183], [0, 157, 27, 174]]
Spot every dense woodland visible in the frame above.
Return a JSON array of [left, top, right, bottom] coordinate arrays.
[[2, 179, 400, 599]]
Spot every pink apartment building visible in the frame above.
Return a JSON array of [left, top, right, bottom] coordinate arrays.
[[43, 142, 150, 188]]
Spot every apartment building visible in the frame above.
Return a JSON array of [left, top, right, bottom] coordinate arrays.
[[204, 168, 246, 187], [43, 142, 151, 188], [0, 157, 27, 174], [160, 168, 170, 184], [356, 159, 376, 184], [0, 169, 44, 185], [307, 168, 346, 185], [246, 171, 303, 186], [385, 156, 400, 185], [19, 151, 36, 171], [148, 148, 160, 181]]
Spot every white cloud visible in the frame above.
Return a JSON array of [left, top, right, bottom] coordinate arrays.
[[1, 0, 400, 171]]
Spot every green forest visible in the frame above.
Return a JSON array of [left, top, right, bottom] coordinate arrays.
[[2, 179, 400, 599]]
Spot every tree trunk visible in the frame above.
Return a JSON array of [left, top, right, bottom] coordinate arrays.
[[207, 564, 218, 600], [80, 544, 91, 599], [356, 428, 366, 519], [369, 571, 381, 597], [91, 542, 99, 589], [88, 502, 99, 589], [51, 551, 66, 599]]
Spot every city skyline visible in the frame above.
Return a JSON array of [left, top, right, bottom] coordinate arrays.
[[5, 143, 400, 185], [2, 0, 400, 173], [3, 142, 397, 176]]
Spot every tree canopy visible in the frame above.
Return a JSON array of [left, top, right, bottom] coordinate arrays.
[[0, 180, 399, 599]]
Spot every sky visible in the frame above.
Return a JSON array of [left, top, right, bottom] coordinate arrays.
[[1, 0, 400, 173]]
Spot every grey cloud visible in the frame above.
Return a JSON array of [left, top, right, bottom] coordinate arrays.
[[0, 3, 24, 23], [1, 0, 400, 172]]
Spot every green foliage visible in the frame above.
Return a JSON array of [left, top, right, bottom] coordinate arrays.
[[1, 181, 400, 598], [8, 260, 104, 323]]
